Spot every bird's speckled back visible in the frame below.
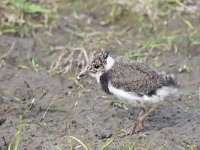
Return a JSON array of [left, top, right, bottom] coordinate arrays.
[[105, 59, 178, 96]]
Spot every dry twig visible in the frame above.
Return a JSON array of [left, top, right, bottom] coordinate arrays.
[[48, 46, 89, 74], [41, 98, 56, 122], [0, 42, 16, 59]]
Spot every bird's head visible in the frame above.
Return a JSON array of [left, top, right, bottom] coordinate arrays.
[[77, 51, 114, 81]]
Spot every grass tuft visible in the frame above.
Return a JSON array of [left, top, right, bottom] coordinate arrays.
[[178, 64, 191, 73], [48, 46, 89, 75], [0, 0, 57, 37]]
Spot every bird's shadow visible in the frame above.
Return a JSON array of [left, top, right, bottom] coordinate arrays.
[[116, 101, 197, 132]]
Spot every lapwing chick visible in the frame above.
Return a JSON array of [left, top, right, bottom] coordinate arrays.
[[77, 51, 179, 135]]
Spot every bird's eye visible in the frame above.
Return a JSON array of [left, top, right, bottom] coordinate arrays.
[[94, 64, 99, 69]]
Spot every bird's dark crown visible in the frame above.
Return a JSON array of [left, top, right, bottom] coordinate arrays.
[[86, 51, 109, 73]]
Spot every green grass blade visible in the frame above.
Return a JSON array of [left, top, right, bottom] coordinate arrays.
[[14, 116, 23, 150], [8, 116, 23, 150], [8, 133, 19, 150], [67, 136, 90, 150], [99, 136, 116, 150], [24, 3, 49, 14]]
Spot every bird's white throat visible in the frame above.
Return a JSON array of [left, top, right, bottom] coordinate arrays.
[[105, 56, 115, 71]]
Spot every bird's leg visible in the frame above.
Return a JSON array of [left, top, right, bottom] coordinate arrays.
[[118, 107, 145, 137], [131, 107, 146, 134], [118, 106, 157, 137], [132, 105, 158, 134]]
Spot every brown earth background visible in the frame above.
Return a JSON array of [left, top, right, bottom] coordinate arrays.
[[0, 0, 200, 149]]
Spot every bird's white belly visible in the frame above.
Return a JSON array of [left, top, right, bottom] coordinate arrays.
[[108, 82, 177, 107]]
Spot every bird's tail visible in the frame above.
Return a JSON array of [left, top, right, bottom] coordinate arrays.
[[166, 74, 180, 88], [164, 73, 180, 88]]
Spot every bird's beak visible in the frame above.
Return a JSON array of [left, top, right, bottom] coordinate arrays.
[[77, 68, 88, 80]]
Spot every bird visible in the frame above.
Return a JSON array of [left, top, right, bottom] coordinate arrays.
[[77, 51, 179, 135]]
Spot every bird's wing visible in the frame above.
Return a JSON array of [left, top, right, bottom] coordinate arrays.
[[108, 61, 166, 95]]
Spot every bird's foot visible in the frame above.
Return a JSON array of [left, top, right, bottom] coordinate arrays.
[[118, 129, 131, 137], [118, 121, 144, 137], [131, 120, 144, 134]]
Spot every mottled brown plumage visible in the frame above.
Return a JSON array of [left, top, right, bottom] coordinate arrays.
[[107, 59, 177, 96]]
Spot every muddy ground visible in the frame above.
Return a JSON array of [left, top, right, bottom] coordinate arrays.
[[0, 1, 200, 150]]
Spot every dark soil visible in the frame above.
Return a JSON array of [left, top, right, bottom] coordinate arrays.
[[0, 1, 200, 150]]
